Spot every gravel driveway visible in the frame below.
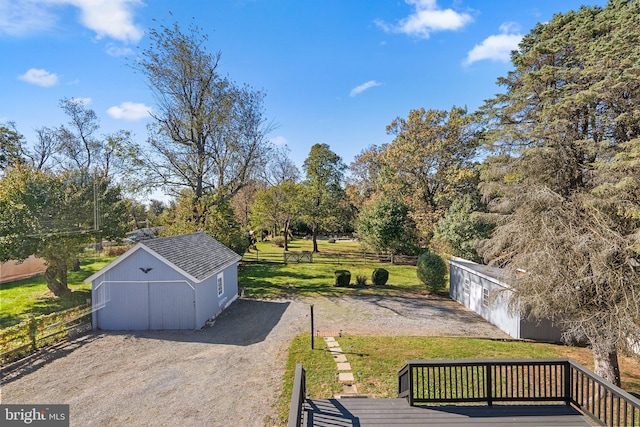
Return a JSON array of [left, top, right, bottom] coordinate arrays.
[[1, 295, 509, 426]]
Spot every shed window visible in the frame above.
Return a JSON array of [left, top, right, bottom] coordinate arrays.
[[463, 279, 470, 296], [482, 287, 489, 307], [217, 274, 224, 297]]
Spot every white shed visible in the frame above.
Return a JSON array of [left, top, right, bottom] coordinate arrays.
[[448, 257, 563, 342], [85, 232, 242, 330]]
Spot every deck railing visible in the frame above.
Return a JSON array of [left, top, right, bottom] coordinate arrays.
[[570, 360, 640, 427], [288, 363, 306, 427], [398, 358, 640, 426]]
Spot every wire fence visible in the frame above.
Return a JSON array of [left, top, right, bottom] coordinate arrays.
[[242, 248, 418, 266]]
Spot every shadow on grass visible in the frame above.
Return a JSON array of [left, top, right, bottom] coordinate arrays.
[[0, 290, 91, 329], [0, 255, 108, 329], [239, 262, 426, 298], [239, 263, 343, 297], [27, 290, 91, 316], [0, 275, 47, 291]]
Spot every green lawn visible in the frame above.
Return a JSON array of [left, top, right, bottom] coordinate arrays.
[[275, 335, 640, 424], [240, 239, 428, 298], [0, 253, 116, 328], [1, 238, 420, 327]]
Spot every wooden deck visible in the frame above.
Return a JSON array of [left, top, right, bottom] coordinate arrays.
[[304, 398, 596, 426]]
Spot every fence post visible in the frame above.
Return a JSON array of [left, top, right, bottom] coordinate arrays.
[[28, 316, 38, 351], [408, 363, 414, 406], [564, 361, 572, 405], [485, 363, 493, 406]]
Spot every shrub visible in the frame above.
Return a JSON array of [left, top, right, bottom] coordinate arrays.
[[104, 245, 132, 256], [272, 236, 285, 247], [334, 270, 351, 287], [371, 268, 389, 286], [355, 275, 367, 287], [417, 252, 447, 292], [328, 238, 336, 244]]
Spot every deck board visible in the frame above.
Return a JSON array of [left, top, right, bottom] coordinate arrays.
[[304, 398, 596, 426]]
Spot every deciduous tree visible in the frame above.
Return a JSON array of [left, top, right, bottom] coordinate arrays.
[[135, 21, 272, 227], [301, 143, 348, 252], [347, 144, 386, 209], [162, 191, 250, 255], [0, 166, 127, 295], [382, 106, 480, 243], [356, 195, 419, 255], [433, 193, 492, 262], [250, 181, 302, 251], [0, 122, 26, 171]]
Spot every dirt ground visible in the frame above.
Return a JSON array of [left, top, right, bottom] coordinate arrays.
[[1, 295, 510, 426]]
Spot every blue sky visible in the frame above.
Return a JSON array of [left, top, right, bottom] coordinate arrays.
[[1, 0, 607, 173]]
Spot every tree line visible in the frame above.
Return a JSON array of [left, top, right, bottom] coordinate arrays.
[[2, 0, 639, 386]]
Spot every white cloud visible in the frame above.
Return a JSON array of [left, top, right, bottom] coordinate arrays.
[[18, 68, 59, 87], [0, 0, 143, 43], [269, 136, 288, 146], [350, 80, 382, 97], [0, 0, 57, 36], [376, 0, 473, 39], [67, 0, 144, 43], [107, 102, 152, 120], [499, 21, 521, 34], [106, 44, 134, 57], [464, 23, 523, 65]]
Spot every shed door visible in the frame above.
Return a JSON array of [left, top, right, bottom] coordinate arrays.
[[469, 280, 483, 313], [97, 282, 149, 330], [96, 281, 195, 330], [149, 282, 195, 329]]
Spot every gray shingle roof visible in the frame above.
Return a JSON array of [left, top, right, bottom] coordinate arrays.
[[448, 257, 509, 285], [140, 232, 241, 281]]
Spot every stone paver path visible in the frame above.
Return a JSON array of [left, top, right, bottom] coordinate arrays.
[[323, 336, 363, 395]]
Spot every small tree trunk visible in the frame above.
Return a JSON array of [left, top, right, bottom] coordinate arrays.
[[283, 219, 290, 252], [312, 223, 319, 253], [44, 260, 71, 297], [593, 348, 621, 387]]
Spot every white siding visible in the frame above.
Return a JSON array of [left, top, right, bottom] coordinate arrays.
[[449, 258, 562, 342]]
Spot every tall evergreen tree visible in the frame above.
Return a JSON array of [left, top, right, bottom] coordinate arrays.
[[478, 0, 640, 385]]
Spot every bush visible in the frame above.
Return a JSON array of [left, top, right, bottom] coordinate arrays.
[[371, 268, 389, 286], [104, 245, 131, 256], [334, 270, 351, 287], [417, 252, 447, 292], [272, 236, 285, 247], [328, 238, 336, 244], [355, 275, 367, 287]]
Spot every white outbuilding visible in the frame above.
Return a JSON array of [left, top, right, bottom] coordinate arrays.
[[448, 257, 563, 342], [85, 232, 242, 330]]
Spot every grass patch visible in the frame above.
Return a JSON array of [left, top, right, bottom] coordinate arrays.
[[275, 335, 640, 424], [0, 253, 116, 328], [240, 240, 427, 298]]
